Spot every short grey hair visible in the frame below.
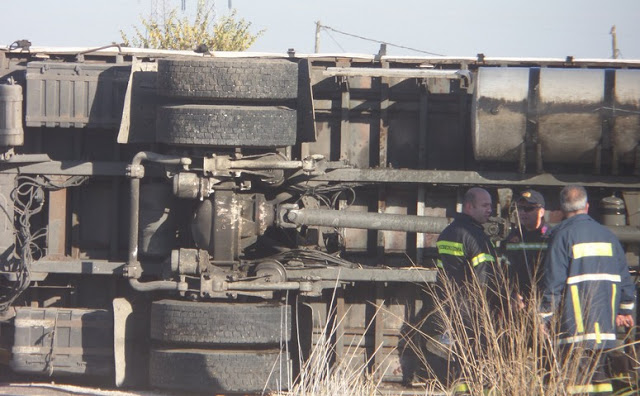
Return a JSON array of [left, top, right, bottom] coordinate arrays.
[[560, 185, 588, 213]]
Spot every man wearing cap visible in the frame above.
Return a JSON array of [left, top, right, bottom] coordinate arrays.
[[503, 189, 549, 303]]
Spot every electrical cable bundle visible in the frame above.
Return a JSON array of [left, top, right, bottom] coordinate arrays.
[[0, 175, 88, 312]]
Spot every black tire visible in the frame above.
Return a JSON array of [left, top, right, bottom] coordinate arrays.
[[157, 58, 299, 101], [150, 300, 291, 346], [156, 104, 297, 147], [149, 348, 291, 393]]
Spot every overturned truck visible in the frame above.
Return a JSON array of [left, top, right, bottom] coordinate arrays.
[[0, 45, 639, 393]]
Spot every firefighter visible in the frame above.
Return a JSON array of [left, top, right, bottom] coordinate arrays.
[[504, 189, 549, 303], [436, 187, 499, 291], [539, 185, 635, 395], [433, 187, 507, 389]]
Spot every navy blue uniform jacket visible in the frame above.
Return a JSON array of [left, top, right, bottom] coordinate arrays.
[[540, 214, 635, 349]]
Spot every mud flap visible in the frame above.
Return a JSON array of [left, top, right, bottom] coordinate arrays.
[[113, 297, 148, 387], [113, 298, 130, 387], [117, 58, 158, 144]]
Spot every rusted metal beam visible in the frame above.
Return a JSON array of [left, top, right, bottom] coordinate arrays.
[[311, 168, 640, 188], [339, 74, 351, 162], [46, 186, 67, 258], [324, 67, 471, 83], [335, 288, 345, 363], [378, 63, 389, 263], [0, 161, 129, 176], [373, 284, 385, 378], [284, 267, 437, 283], [417, 80, 429, 265]]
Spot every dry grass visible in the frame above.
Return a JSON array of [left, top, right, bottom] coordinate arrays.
[[276, 290, 382, 396], [275, 269, 639, 395], [405, 269, 640, 395]]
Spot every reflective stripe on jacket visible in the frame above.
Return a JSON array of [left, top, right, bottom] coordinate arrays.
[[539, 214, 636, 349]]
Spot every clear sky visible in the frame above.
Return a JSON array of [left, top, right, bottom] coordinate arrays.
[[1, 0, 638, 59]]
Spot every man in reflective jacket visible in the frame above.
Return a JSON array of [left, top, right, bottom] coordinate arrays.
[[433, 187, 507, 388], [540, 185, 635, 394], [504, 189, 549, 302], [437, 187, 500, 296]]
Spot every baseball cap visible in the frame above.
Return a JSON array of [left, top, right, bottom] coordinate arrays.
[[517, 189, 545, 207]]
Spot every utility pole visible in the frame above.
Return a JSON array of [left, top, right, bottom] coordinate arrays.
[[610, 25, 619, 59], [315, 21, 321, 53]]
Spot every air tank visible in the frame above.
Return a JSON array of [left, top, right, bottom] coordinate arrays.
[[601, 196, 626, 226], [0, 83, 24, 147], [472, 67, 640, 170]]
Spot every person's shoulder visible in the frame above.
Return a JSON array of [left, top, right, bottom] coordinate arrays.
[[446, 214, 472, 230], [585, 217, 619, 240], [561, 214, 614, 237], [438, 218, 461, 239], [546, 217, 583, 243], [441, 215, 478, 238], [576, 214, 610, 232], [546, 221, 567, 237]]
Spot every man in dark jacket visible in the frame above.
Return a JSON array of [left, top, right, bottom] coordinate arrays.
[[433, 187, 507, 388], [437, 187, 500, 292], [540, 185, 635, 394], [504, 189, 549, 302]]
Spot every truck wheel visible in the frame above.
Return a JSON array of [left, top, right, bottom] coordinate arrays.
[[156, 104, 297, 147], [150, 300, 291, 346], [157, 58, 299, 101], [149, 348, 291, 393]]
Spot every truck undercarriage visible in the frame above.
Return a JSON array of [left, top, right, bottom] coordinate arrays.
[[0, 46, 639, 393]]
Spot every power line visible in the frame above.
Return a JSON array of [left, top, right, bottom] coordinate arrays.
[[319, 24, 445, 56], [323, 29, 346, 52]]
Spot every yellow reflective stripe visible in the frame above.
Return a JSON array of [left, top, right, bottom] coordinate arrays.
[[437, 241, 464, 256], [567, 383, 613, 394], [557, 333, 616, 345], [454, 384, 495, 395], [572, 242, 613, 259], [436, 259, 444, 269], [611, 284, 617, 325], [506, 243, 547, 250], [566, 274, 621, 284], [595, 322, 601, 344], [471, 253, 495, 267], [571, 285, 584, 333]]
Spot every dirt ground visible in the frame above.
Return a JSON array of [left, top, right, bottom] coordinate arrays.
[[0, 383, 158, 396], [0, 373, 181, 396], [0, 380, 193, 396]]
